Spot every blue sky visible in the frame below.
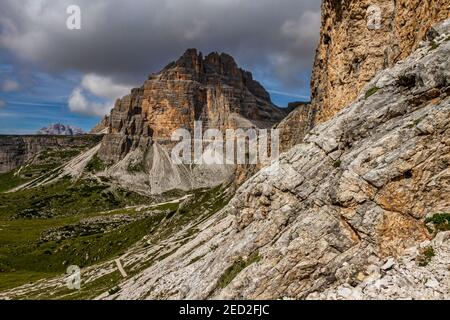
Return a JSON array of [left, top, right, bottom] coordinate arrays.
[[0, 62, 311, 134], [0, 64, 100, 134], [0, 0, 319, 135]]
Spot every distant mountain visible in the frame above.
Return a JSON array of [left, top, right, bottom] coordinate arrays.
[[37, 123, 84, 136]]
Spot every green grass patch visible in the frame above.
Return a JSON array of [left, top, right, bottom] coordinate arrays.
[[430, 41, 440, 50], [44, 270, 123, 300], [0, 170, 29, 193], [0, 271, 58, 293], [127, 161, 146, 173], [333, 160, 342, 168], [0, 181, 231, 297], [0, 209, 168, 291], [218, 252, 261, 289], [85, 154, 107, 173], [0, 178, 153, 219], [365, 86, 380, 99], [425, 213, 450, 233], [418, 247, 435, 267]]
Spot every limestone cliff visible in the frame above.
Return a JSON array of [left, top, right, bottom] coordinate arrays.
[[311, 0, 450, 124], [0, 135, 101, 173], [98, 49, 287, 164], [279, 0, 450, 148], [105, 22, 449, 299], [90, 116, 109, 134], [7, 19, 448, 300]]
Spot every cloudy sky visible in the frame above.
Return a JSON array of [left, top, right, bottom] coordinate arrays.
[[0, 0, 321, 134]]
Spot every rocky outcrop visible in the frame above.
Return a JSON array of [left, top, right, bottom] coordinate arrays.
[[89, 50, 287, 195], [308, 232, 450, 300], [90, 116, 109, 134], [104, 23, 450, 299], [276, 102, 312, 153], [279, 0, 450, 149], [98, 49, 287, 164], [310, 0, 450, 125], [37, 123, 84, 136], [0, 135, 100, 173]]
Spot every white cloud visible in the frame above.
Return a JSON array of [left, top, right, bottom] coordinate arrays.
[[0, 0, 320, 88], [68, 87, 113, 116], [2, 79, 20, 92], [281, 11, 321, 46], [67, 73, 132, 117], [0, 99, 6, 108], [81, 74, 131, 100]]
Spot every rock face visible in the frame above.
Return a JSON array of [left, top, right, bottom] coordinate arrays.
[[37, 123, 84, 136], [2, 13, 449, 303], [106, 23, 450, 299], [90, 116, 109, 134], [308, 232, 450, 300], [276, 102, 311, 152], [279, 0, 450, 149], [311, 0, 450, 124], [98, 49, 287, 164], [0, 135, 99, 173]]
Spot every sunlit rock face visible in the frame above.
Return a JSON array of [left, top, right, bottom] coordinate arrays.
[[311, 0, 450, 124], [109, 21, 450, 299], [279, 0, 450, 149], [98, 49, 287, 164]]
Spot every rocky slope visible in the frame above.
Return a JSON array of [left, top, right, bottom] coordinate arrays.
[[106, 22, 450, 299], [279, 0, 450, 148], [308, 231, 450, 300], [3, 19, 447, 300], [85, 49, 287, 194], [0, 135, 100, 173]]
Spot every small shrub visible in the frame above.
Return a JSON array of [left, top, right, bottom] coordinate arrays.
[[85, 154, 106, 173], [418, 247, 435, 267], [218, 252, 261, 288], [127, 161, 145, 173], [430, 41, 440, 50], [108, 286, 121, 295], [365, 86, 380, 99], [333, 160, 342, 168], [425, 213, 450, 232]]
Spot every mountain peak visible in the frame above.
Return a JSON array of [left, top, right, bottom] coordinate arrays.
[[97, 48, 286, 164], [37, 123, 84, 136]]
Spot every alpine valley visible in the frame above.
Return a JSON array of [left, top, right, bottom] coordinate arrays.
[[0, 0, 449, 300]]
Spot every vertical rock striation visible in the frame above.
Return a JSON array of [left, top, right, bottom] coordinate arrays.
[[97, 49, 287, 164], [279, 0, 450, 149], [311, 0, 450, 124]]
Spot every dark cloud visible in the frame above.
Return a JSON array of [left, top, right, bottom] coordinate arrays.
[[0, 0, 320, 91]]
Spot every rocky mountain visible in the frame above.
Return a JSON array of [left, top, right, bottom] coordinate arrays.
[[83, 49, 287, 195], [37, 123, 84, 136], [98, 49, 286, 164], [104, 20, 450, 299], [279, 0, 450, 149], [2, 17, 448, 301], [1, 2, 449, 301]]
